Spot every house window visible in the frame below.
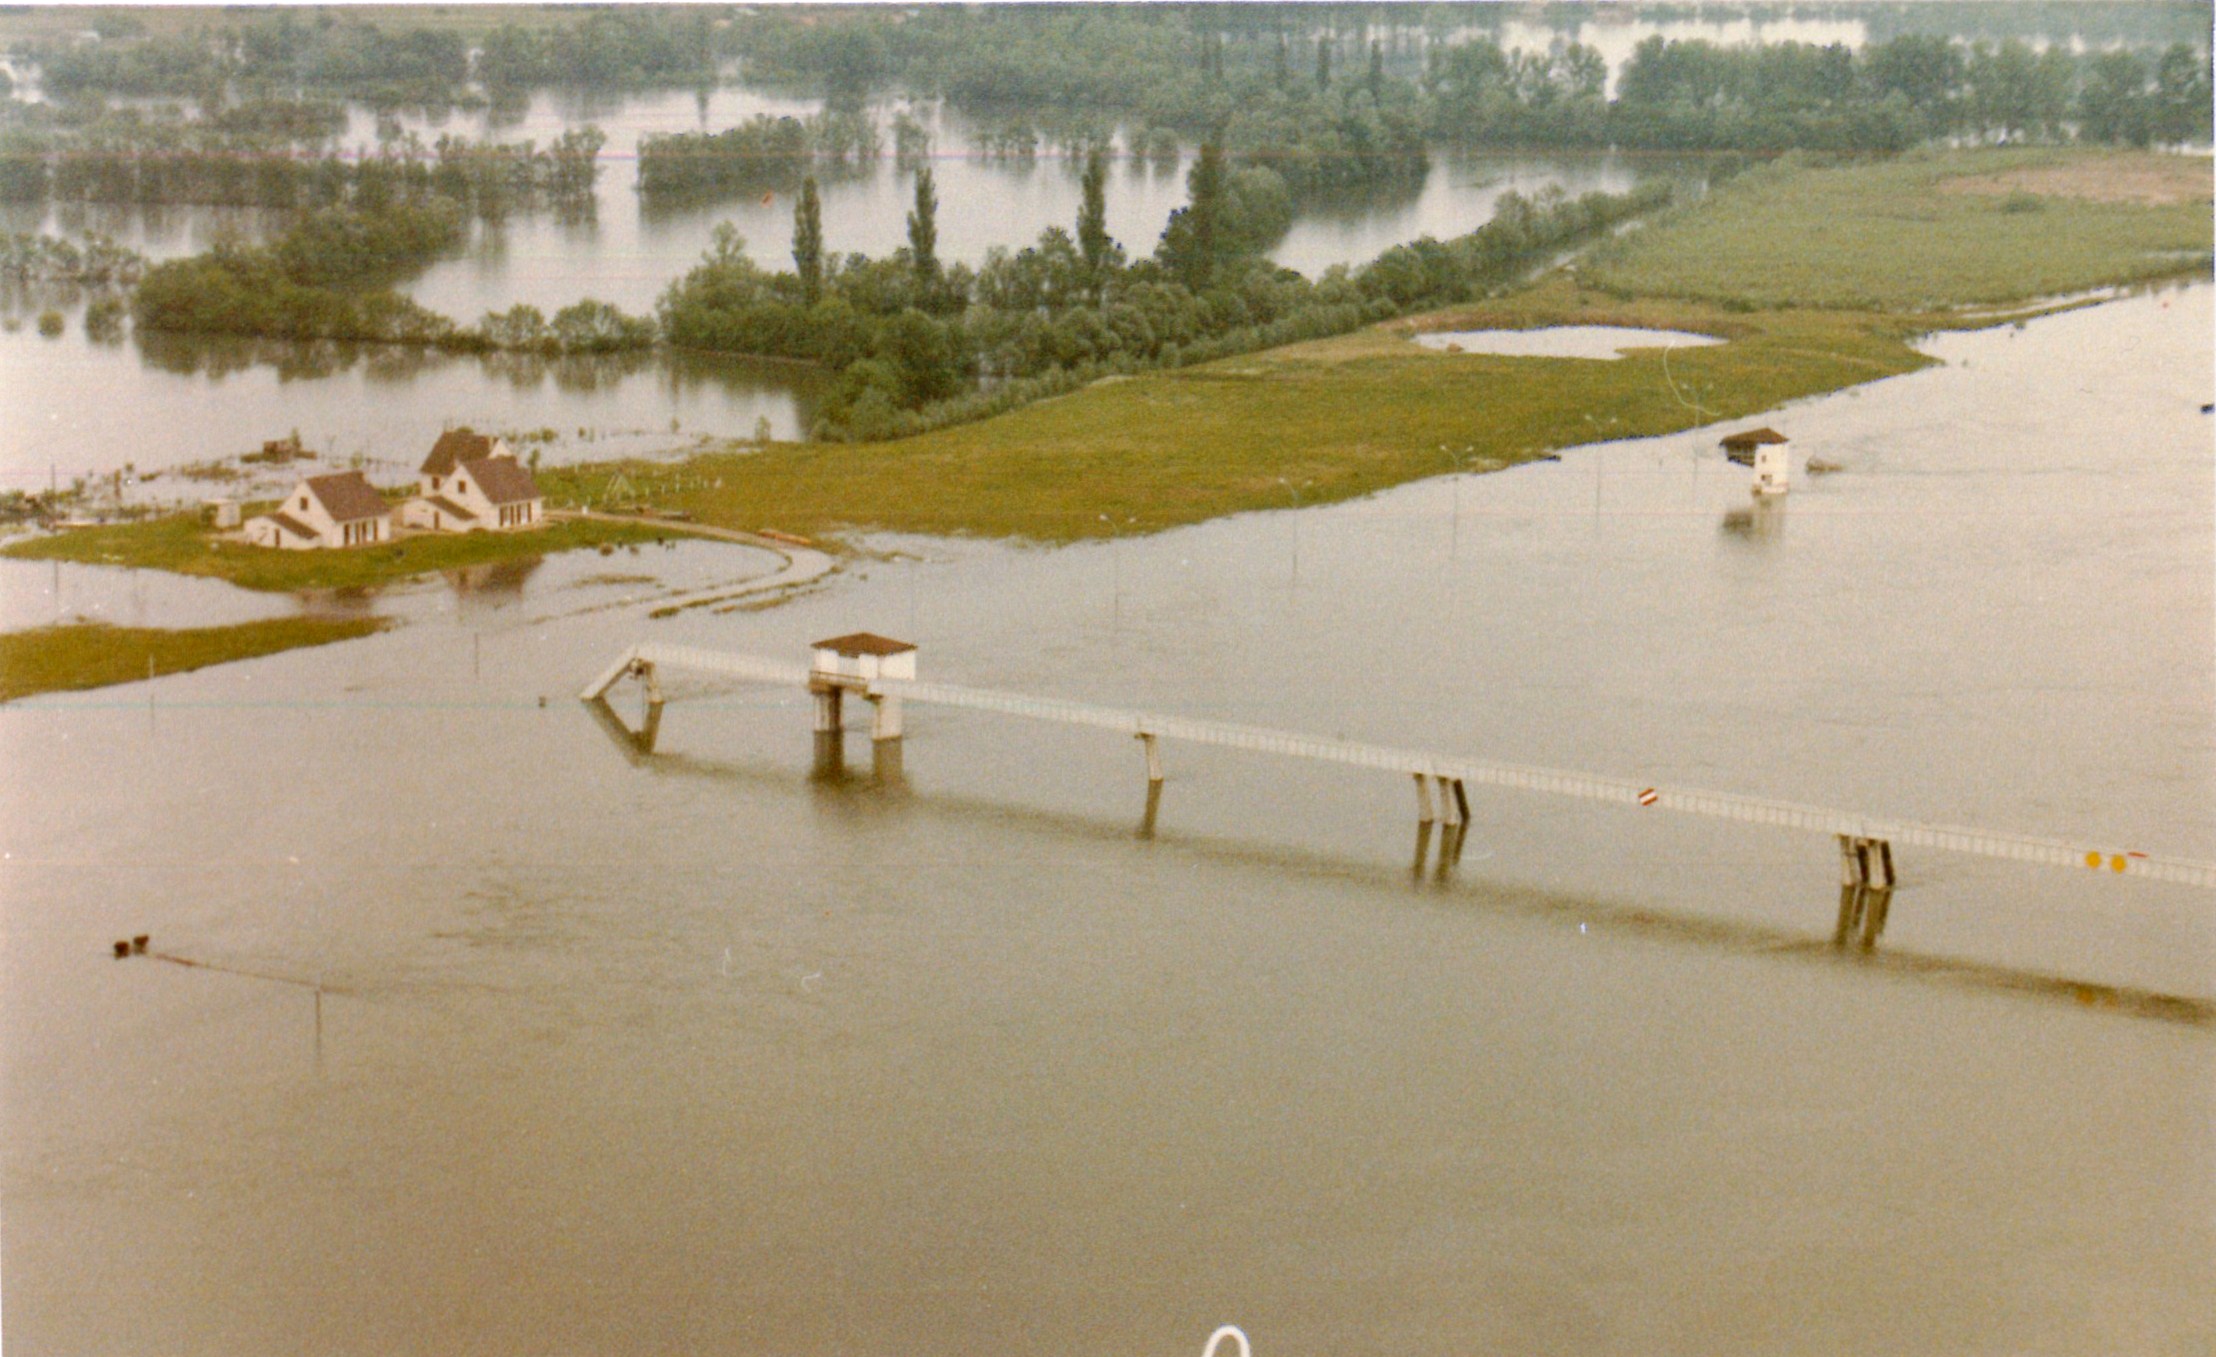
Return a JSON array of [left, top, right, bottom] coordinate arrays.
[[432, 476, 441, 492]]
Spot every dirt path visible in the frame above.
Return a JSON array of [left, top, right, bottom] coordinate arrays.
[[549, 509, 841, 611]]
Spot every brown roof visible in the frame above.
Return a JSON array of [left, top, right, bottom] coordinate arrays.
[[303, 471, 389, 523], [421, 495, 476, 522], [265, 511, 316, 541], [460, 454, 539, 506], [1719, 427, 1788, 450], [422, 427, 496, 476], [813, 632, 916, 656]]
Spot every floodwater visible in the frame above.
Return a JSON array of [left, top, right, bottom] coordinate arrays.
[[2, 283, 2210, 1354], [0, 71, 1705, 487], [1414, 325, 1722, 359]]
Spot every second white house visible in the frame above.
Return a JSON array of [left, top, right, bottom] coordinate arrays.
[[398, 428, 545, 533]]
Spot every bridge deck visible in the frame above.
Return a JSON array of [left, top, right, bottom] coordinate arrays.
[[584, 643, 2216, 891]]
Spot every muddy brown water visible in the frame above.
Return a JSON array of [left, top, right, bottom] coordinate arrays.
[[2, 283, 2210, 1354]]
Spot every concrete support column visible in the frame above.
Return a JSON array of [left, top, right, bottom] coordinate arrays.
[[1414, 773, 1435, 824], [869, 693, 903, 742], [814, 686, 843, 734], [1436, 776, 1461, 828], [1137, 732, 1163, 784]]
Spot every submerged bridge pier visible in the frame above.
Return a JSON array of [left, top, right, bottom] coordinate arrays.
[[582, 636, 2216, 945]]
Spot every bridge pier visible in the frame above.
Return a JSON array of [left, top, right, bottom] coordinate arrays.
[[813, 685, 844, 734], [1838, 834, 1895, 889], [1137, 731, 1163, 784], [635, 661, 665, 753], [1835, 834, 1896, 948], [1414, 773, 1436, 824], [869, 692, 903, 742]]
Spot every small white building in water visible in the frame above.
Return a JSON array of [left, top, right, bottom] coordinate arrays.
[[1721, 427, 1791, 497]]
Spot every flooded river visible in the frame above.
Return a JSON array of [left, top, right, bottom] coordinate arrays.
[[2, 283, 2210, 1353]]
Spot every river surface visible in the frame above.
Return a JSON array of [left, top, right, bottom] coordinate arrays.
[[2, 281, 2209, 1354]]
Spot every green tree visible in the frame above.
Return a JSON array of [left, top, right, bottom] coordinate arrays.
[[907, 164, 942, 301], [1275, 31, 1289, 90], [2152, 43, 2213, 144], [1316, 35, 1332, 92], [793, 174, 824, 305], [1076, 147, 1117, 295], [1156, 140, 1227, 290], [1369, 39, 1384, 103]]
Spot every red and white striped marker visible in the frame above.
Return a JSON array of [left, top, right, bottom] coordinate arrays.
[[1638, 788, 1659, 807]]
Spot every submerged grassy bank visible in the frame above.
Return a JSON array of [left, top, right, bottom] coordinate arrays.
[[1, 514, 677, 591], [0, 616, 390, 702]]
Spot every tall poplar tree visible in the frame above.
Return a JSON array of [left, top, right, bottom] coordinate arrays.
[[1076, 146, 1112, 296], [793, 174, 824, 305], [1156, 140, 1226, 291], [1369, 39, 1384, 102], [907, 164, 941, 301], [1316, 35, 1332, 92]]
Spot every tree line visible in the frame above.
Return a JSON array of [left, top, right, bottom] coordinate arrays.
[[655, 147, 1670, 442], [733, 8, 2211, 155], [24, 8, 717, 106], [1, 100, 602, 218]]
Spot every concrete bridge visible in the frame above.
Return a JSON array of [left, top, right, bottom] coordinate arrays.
[[583, 638, 2216, 944]]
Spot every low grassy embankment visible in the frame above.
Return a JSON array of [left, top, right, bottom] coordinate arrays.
[[546, 146, 2209, 544], [0, 617, 390, 703], [2, 513, 676, 591]]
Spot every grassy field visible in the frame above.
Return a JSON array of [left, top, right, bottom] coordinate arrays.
[[546, 285, 1946, 544], [1, 515, 678, 591], [1582, 147, 2212, 311], [0, 616, 390, 703]]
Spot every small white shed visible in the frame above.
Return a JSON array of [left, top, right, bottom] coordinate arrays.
[[1721, 427, 1791, 497], [811, 633, 918, 683]]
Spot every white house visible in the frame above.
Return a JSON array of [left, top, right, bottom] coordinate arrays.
[[243, 471, 391, 550], [398, 427, 544, 533]]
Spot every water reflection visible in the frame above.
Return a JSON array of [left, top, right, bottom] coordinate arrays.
[[1834, 882, 1895, 951], [1718, 494, 1787, 543], [447, 556, 544, 605], [584, 704, 2212, 1029], [808, 727, 909, 793]]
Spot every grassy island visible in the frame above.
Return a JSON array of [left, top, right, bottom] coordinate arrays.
[[2, 513, 680, 593], [546, 147, 2209, 544], [0, 617, 391, 703]]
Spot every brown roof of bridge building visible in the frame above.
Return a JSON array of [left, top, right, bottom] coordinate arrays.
[[813, 632, 916, 657], [461, 455, 539, 506], [304, 471, 389, 523], [422, 427, 498, 476]]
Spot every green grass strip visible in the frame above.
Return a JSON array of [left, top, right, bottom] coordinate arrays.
[[0, 616, 391, 702], [2, 515, 677, 592]]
